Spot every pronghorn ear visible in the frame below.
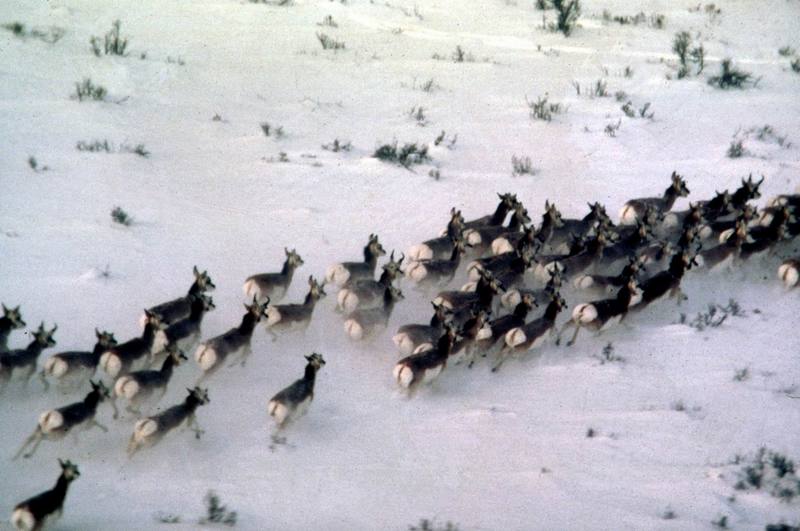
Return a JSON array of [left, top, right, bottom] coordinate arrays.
[[95, 327, 101, 337], [193, 265, 200, 276], [285, 247, 289, 255]]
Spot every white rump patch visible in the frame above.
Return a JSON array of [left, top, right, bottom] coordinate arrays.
[[421, 364, 443, 384], [12, 508, 36, 531], [573, 303, 598, 324], [662, 212, 679, 228], [779, 263, 799, 288], [407, 244, 433, 262], [394, 364, 414, 388], [491, 238, 513, 256], [99, 352, 121, 377], [134, 418, 158, 442], [432, 296, 451, 309], [392, 333, 414, 355], [408, 263, 427, 283], [464, 229, 482, 246], [758, 211, 774, 227], [268, 400, 288, 426], [476, 325, 493, 340], [500, 290, 521, 310], [115, 376, 139, 399], [327, 264, 350, 287], [242, 278, 260, 299], [344, 319, 363, 341], [573, 275, 594, 290], [153, 330, 169, 354], [412, 342, 433, 354], [505, 328, 526, 348], [38, 410, 64, 433], [618, 203, 638, 225], [195, 344, 217, 371], [266, 307, 282, 327], [718, 228, 734, 244], [460, 281, 477, 292], [44, 357, 68, 378], [466, 262, 482, 281]]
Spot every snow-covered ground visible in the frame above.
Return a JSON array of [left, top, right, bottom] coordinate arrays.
[[1, 0, 799, 529]]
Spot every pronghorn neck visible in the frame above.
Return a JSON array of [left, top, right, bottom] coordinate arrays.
[[544, 300, 562, 321], [82, 388, 103, 412], [302, 289, 320, 307], [0, 317, 11, 335], [490, 201, 512, 225], [447, 243, 463, 264], [430, 310, 447, 328], [512, 300, 532, 319], [141, 322, 158, 348], [159, 354, 177, 379], [378, 268, 394, 286], [668, 256, 689, 278], [663, 184, 680, 210], [476, 280, 498, 308], [188, 297, 206, 321], [237, 312, 258, 336], [46, 472, 73, 512], [508, 212, 524, 231], [435, 332, 456, 356], [91, 340, 109, 359], [187, 279, 204, 297], [303, 363, 319, 387]]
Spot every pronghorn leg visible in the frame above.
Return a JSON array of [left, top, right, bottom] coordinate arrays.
[[240, 345, 253, 367], [566, 321, 582, 347], [188, 414, 204, 439], [91, 419, 109, 432], [555, 321, 573, 346], [127, 436, 140, 458], [38, 369, 50, 392], [14, 428, 41, 460], [491, 349, 511, 373], [23, 365, 36, 389], [126, 404, 142, 417]]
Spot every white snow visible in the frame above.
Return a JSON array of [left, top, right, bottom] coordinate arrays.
[[1, 0, 799, 529]]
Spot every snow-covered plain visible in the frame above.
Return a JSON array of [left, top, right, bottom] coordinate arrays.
[[1, 0, 799, 529]]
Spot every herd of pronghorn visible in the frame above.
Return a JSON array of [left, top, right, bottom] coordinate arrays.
[[3, 173, 800, 529]]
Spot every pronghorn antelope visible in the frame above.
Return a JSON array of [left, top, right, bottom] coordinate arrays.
[[558, 275, 642, 347], [152, 294, 215, 362], [740, 205, 794, 260], [699, 190, 734, 221], [462, 192, 518, 229], [778, 258, 800, 289], [599, 218, 652, 266], [99, 312, 164, 379], [448, 307, 492, 366], [464, 201, 530, 253], [194, 297, 269, 378], [768, 192, 800, 209], [729, 174, 764, 211], [531, 233, 589, 283], [40, 329, 118, 391], [495, 291, 567, 372], [268, 353, 325, 429], [408, 208, 465, 261], [343, 285, 404, 341], [573, 254, 647, 296], [14, 381, 115, 460], [533, 200, 566, 250], [485, 203, 536, 256], [337, 251, 404, 313], [469, 225, 538, 280], [140, 266, 215, 327], [326, 234, 387, 287], [243, 248, 304, 302], [0, 304, 25, 353], [619, 171, 690, 225], [434, 268, 504, 314], [632, 248, 697, 310], [501, 267, 563, 310], [127, 387, 209, 457], [11, 459, 79, 531], [475, 292, 538, 355], [707, 203, 756, 243], [393, 323, 460, 394], [406, 238, 469, 286], [552, 226, 615, 279], [114, 345, 188, 416], [545, 202, 610, 253], [392, 302, 452, 355], [0, 323, 57, 392], [265, 276, 326, 338], [696, 219, 747, 271]]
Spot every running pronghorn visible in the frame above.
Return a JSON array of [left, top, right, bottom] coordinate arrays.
[[406, 238, 469, 286], [327, 234, 387, 287], [127, 387, 210, 457], [40, 329, 118, 392], [265, 276, 327, 339], [343, 285, 404, 341], [243, 248, 304, 302], [140, 266, 215, 327], [11, 459, 80, 531], [0, 303, 25, 353], [495, 291, 567, 372], [462, 192, 518, 229], [392, 302, 452, 355], [393, 323, 460, 395], [0, 323, 57, 392], [99, 312, 164, 379], [337, 251, 404, 313], [619, 171, 690, 225], [268, 353, 326, 429], [114, 344, 188, 416], [408, 208, 465, 261]]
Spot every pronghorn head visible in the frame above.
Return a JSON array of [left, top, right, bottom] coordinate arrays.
[[192, 266, 216, 292], [478, 268, 505, 293], [307, 276, 327, 300], [549, 291, 567, 312], [498, 192, 518, 209], [670, 171, 690, 197], [143, 310, 167, 331], [521, 291, 539, 309], [512, 202, 532, 226], [284, 248, 304, 268], [588, 202, 611, 224], [625, 254, 647, 278], [431, 301, 454, 321], [166, 343, 188, 365], [90, 379, 112, 400], [709, 190, 733, 214], [94, 328, 118, 349], [442, 321, 463, 343], [742, 174, 764, 200], [383, 251, 406, 277], [33, 323, 57, 348], [543, 200, 564, 228], [685, 202, 705, 224], [187, 386, 210, 405], [58, 459, 80, 481], [2, 304, 25, 329], [245, 296, 270, 321], [365, 234, 387, 260], [545, 267, 564, 293], [567, 232, 587, 254], [305, 352, 326, 370]]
